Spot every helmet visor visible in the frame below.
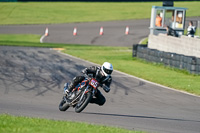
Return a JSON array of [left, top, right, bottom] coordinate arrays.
[[103, 66, 113, 75]]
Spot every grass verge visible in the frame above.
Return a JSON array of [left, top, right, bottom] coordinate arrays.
[[139, 38, 148, 45], [0, 114, 143, 133], [0, 34, 199, 96], [0, 34, 41, 43], [62, 44, 200, 96], [0, 2, 200, 25]]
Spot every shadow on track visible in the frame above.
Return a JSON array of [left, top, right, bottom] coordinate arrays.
[[82, 112, 200, 123]]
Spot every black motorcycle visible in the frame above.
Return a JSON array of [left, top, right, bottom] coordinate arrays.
[[59, 75, 100, 113]]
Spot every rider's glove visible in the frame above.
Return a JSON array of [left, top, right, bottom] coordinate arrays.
[[81, 68, 87, 74], [103, 85, 110, 93]]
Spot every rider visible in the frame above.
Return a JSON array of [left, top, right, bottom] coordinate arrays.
[[64, 62, 113, 106]]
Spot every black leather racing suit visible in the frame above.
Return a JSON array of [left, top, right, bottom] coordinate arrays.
[[68, 66, 112, 106]]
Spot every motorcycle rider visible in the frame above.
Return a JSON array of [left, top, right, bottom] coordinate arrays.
[[64, 62, 113, 106]]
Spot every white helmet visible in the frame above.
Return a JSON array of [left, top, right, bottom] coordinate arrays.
[[101, 62, 113, 76]]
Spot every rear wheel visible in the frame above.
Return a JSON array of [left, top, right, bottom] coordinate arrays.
[[59, 97, 70, 111], [75, 92, 92, 113]]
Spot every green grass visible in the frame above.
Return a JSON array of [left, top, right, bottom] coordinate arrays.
[[0, 34, 199, 95], [140, 38, 148, 45], [62, 44, 200, 95], [0, 114, 143, 133], [0, 2, 200, 25], [0, 34, 41, 43]]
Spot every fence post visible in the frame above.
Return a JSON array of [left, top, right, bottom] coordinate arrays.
[[132, 44, 138, 57]]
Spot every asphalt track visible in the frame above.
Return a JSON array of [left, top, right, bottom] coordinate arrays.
[[0, 46, 200, 133], [0, 19, 150, 46], [1, 17, 200, 46]]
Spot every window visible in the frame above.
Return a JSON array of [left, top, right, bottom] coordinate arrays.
[[164, 10, 174, 28], [164, 10, 184, 29]]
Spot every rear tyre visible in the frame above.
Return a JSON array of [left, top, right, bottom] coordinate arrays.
[[59, 97, 70, 111], [75, 92, 92, 113]]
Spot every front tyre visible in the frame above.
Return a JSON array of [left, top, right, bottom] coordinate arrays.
[[59, 97, 70, 111], [75, 92, 92, 113]]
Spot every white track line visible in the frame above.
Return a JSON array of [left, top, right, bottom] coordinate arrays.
[[53, 49, 200, 98], [40, 34, 45, 43]]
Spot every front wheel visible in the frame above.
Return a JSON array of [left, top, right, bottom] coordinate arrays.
[[59, 97, 70, 111], [75, 92, 92, 113]]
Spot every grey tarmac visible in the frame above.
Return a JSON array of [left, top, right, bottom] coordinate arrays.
[[0, 46, 200, 133], [0, 19, 150, 46], [0, 17, 200, 47]]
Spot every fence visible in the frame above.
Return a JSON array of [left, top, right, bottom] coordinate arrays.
[[133, 45, 200, 75]]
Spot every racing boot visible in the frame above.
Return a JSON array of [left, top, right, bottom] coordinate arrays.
[[64, 82, 75, 96], [65, 76, 85, 95], [63, 83, 69, 95]]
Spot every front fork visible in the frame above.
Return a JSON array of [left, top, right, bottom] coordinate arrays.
[[79, 85, 97, 102], [79, 86, 90, 102]]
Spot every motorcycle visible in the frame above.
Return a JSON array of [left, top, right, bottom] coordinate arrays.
[[59, 74, 100, 113]]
